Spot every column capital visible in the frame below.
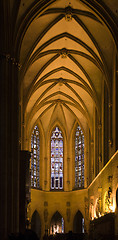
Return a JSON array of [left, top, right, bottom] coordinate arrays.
[[98, 154, 102, 162], [108, 139, 113, 146], [22, 121, 25, 127]]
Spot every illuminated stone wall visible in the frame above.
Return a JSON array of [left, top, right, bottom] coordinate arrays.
[[30, 188, 88, 239], [30, 151, 118, 239], [88, 151, 118, 219]]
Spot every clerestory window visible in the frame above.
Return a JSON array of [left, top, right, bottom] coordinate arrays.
[[75, 125, 84, 188], [51, 126, 63, 190], [31, 125, 40, 188]]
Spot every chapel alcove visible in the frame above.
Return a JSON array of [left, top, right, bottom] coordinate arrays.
[[50, 211, 64, 234]]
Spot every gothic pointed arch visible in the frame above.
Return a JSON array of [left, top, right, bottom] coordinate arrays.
[[73, 210, 84, 234], [50, 211, 64, 234], [31, 210, 41, 238]]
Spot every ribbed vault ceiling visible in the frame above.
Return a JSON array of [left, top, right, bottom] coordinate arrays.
[[19, 0, 116, 137]]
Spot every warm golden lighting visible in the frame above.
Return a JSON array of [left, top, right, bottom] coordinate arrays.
[[110, 197, 116, 212], [50, 224, 63, 235]]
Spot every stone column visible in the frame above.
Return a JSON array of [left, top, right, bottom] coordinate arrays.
[[91, 140, 94, 181], [44, 157, 48, 190], [98, 123, 102, 171], [67, 157, 70, 190], [0, 53, 20, 238], [19, 150, 31, 233], [108, 103, 113, 147], [116, 69, 118, 150], [0, 1, 20, 236]]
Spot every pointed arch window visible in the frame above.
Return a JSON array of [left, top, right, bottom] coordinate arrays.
[[75, 125, 84, 188], [31, 125, 40, 188], [51, 126, 63, 190]]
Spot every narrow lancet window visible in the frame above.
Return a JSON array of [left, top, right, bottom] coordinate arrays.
[[51, 126, 63, 190], [31, 125, 40, 188], [75, 125, 84, 188]]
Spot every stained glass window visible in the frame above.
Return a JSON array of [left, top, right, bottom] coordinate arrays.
[[51, 126, 63, 190], [82, 218, 84, 233], [31, 125, 40, 188], [61, 217, 64, 233], [75, 125, 84, 188]]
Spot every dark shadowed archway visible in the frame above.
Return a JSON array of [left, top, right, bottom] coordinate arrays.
[[31, 210, 41, 239], [73, 210, 84, 234]]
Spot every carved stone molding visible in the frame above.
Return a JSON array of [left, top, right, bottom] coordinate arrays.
[[65, 6, 72, 21], [44, 209, 48, 222], [84, 197, 89, 220], [44, 180, 47, 185], [59, 48, 68, 58], [44, 201, 48, 207], [54, 99, 62, 104], [98, 154, 102, 162], [66, 201, 70, 207], [66, 208, 71, 222], [58, 77, 64, 86], [108, 139, 113, 146]]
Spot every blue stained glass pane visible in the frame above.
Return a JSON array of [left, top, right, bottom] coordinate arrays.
[[61, 218, 64, 233], [55, 177, 58, 188], [52, 177, 54, 188], [60, 177, 62, 188]]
